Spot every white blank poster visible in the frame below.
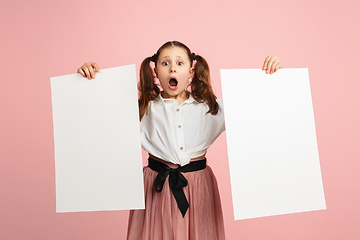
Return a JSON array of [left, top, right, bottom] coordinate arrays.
[[220, 68, 326, 220], [51, 64, 145, 213]]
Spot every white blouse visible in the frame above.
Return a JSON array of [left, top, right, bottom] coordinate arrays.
[[140, 94, 225, 166]]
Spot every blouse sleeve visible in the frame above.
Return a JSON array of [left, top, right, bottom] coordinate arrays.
[[216, 98, 226, 132]]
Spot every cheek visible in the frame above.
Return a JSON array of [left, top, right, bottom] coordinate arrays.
[[157, 76, 168, 89], [158, 79, 166, 88], [156, 70, 167, 84], [179, 71, 191, 84]]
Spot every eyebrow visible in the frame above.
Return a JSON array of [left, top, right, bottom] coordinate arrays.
[[160, 55, 184, 59]]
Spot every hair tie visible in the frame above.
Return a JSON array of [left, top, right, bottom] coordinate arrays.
[[191, 52, 197, 61], [150, 54, 157, 62]]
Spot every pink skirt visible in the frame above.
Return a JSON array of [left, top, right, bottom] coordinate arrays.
[[127, 159, 225, 240]]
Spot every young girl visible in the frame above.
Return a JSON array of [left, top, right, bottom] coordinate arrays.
[[77, 41, 282, 240]]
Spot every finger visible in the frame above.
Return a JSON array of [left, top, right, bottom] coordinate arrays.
[[77, 68, 86, 78], [269, 59, 279, 74], [272, 56, 282, 73], [91, 62, 100, 72], [276, 61, 283, 71], [273, 61, 281, 73], [87, 64, 96, 79], [81, 66, 92, 79], [267, 57, 278, 74], [262, 55, 272, 70]]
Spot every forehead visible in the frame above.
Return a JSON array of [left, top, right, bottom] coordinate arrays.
[[158, 46, 189, 59]]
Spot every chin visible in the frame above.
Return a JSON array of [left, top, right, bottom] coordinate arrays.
[[163, 89, 186, 98]]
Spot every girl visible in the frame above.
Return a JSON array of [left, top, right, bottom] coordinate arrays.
[[78, 41, 282, 240]]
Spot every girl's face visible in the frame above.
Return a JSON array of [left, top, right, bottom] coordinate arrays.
[[155, 46, 193, 101]]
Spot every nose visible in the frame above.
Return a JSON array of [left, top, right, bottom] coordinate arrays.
[[170, 64, 176, 73]]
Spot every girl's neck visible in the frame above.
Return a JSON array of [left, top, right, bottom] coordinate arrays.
[[161, 90, 189, 105]]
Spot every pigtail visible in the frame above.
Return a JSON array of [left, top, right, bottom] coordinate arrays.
[[191, 54, 219, 115], [138, 56, 160, 120]]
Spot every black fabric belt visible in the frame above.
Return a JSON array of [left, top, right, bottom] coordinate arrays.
[[148, 157, 207, 217]]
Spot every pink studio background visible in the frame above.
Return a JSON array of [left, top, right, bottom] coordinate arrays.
[[1, 0, 359, 239]]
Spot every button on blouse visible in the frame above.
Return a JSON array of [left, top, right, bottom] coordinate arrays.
[[140, 94, 225, 166]]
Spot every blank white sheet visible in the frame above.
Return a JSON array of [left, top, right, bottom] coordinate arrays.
[[220, 68, 326, 220], [51, 64, 145, 213]]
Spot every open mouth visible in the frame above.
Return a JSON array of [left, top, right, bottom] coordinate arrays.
[[168, 77, 178, 90]]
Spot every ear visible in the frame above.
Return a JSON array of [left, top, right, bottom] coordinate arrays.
[[189, 67, 194, 79], [154, 67, 158, 77]]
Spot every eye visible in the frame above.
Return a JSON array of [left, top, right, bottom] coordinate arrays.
[[162, 61, 169, 66], [177, 61, 184, 66]]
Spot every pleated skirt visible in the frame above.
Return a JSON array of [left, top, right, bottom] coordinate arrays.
[[126, 160, 225, 240]]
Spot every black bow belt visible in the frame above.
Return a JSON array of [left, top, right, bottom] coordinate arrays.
[[148, 157, 207, 217]]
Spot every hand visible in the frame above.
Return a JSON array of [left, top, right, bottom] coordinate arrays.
[[262, 55, 283, 74], [77, 62, 100, 79]]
